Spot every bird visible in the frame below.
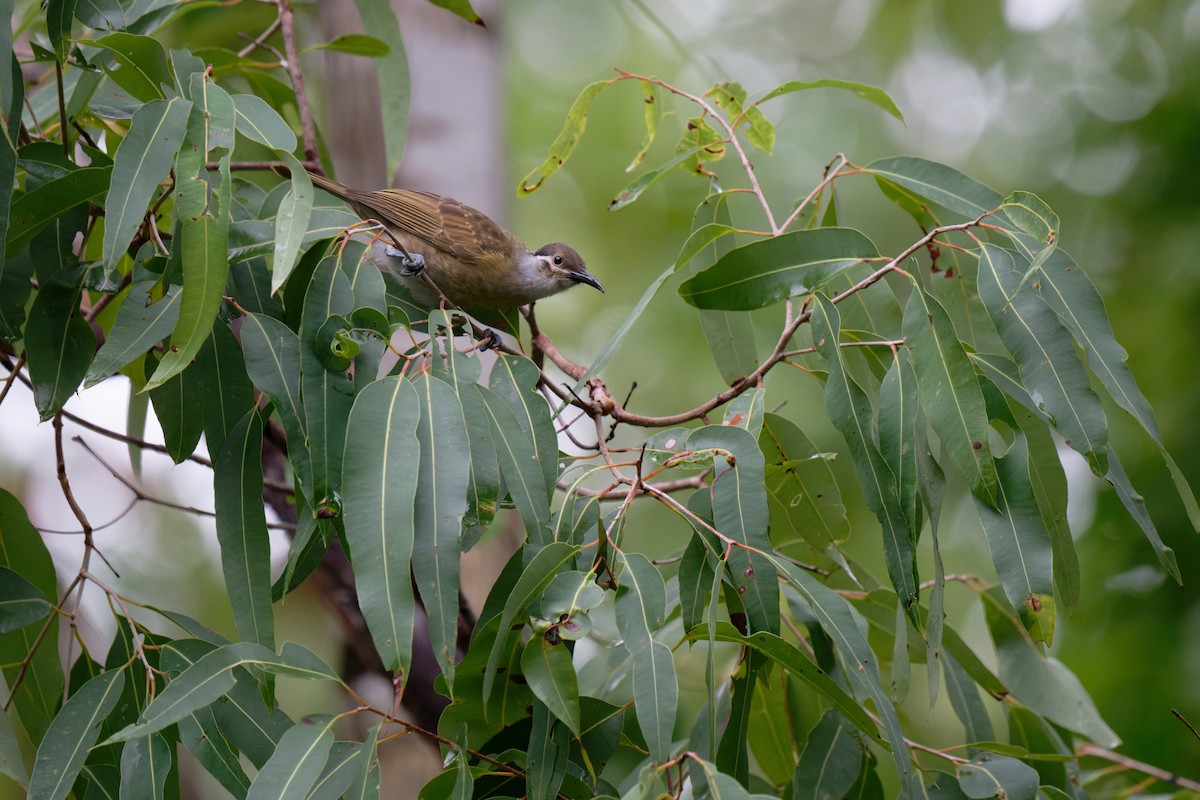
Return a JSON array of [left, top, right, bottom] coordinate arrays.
[[295, 169, 604, 311]]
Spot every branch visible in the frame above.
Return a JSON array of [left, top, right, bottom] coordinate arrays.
[[277, 0, 320, 165], [1076, 743, 1200, 793]]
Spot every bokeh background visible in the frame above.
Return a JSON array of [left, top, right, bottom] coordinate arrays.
[[2, 0, 1198, 794]]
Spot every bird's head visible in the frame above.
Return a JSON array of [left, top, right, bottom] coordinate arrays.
[[533, 242, 605, 294]]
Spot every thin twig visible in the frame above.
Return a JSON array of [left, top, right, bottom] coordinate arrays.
[[278, 0, 319, 165], [1076, 743, 1200, 792]]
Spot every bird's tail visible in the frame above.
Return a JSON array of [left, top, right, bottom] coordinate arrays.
[[273, 164, 355, 202]]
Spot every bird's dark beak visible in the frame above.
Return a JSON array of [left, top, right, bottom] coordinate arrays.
[[572, 269, 605, 293]]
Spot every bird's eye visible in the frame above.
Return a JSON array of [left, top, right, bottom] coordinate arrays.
[[553, 255, 564, 266]]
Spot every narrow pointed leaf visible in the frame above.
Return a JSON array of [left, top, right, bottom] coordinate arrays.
[[483, 542, 581, 705], [412, 373, 470, 688], [25, 267, 93, 420], [232, 93, 297, 152], [84, 282, 181, 387], [148, 351, 203, 463], [527, 700, 570, 800], [971, 435, 1055, 642], [145, 79, 234, 390], [246, 715, 335, 800], [864, 157, 1001, 220], [790, 710, 864, 800], [615, 552, 677, 762], [0, 566, 50, 633], [307, 740, 365, 800], [956, 754, 1038, 800], [880, 348, 920, 546], [0, 490, 64, 746], [903, 286, 997, 505], [759, 413, 848, 552], [1037, 249, 1200, 530], [679, 227, 878, 310], [214, 409, 274, 649], [299, 256, 355, 514], [118, 732, 172, 800], [772, 558, 913, 792], [272, 152, 314, 294], [689, 425, 778, 634], [109, 642, 337, 743], [5, 166, 110, 257], [977, 244, 1107, 474], [520, 79, 615, 194], [28, 669, 125, 800], [92, 32, 170, 101], [812, 295, 917, 607], [753, 78, 903, 122], [195, 322, 255, 457], [351, 0, 410, 180], [241, 311, 312, 498], [477, 385, 551, 544], [489, 353, 558, 502], [1104, 446, 1180, 583], [342, 375, 421, 674], [982, 590, 1118, 746], [521, 637, 580, 735], [999, 191, 1058, 246], [102, 96, 191, 267]]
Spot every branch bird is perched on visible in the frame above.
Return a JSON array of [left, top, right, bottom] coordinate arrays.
[[297, 169, 604, 310]]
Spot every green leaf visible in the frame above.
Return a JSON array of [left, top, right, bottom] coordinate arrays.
[[521, 636, 580, 735], [112, 642, 336, 743], [245, 715, 335, 800], [342, 375, 421, 675], [688, 425, 778, 634], [682, 623, 880, 747], [308, 33, 391, 56], [977, 244, 1107, 474], [92, 32, 171, 101], [752, 78, 904, 122], [864, 156, 1001, 220], [483, 542, 581, 706], [232, 93, 297, 153], [477, 385, 551, 544], [1103, 446, 1180, 583], [177, 707, 251, 796], [982, 590, 1118, 747], [527, 700, 569, 800], [710, 80, 775, 154], [789, 710, 864, 800], [308, 741, 367, 800], [240, 312, 313, 498], [272, 152, 314, 294], [102, 96, 191, 268], [0, 565, 51, 633], [812, 295, 917, 608], [1036, 249, 1200, 530], [971, 435, 1055, 643], [144, 77, 234, 390], [903, 285, 998, 505], [519, 79, 615, 194], [118, 732, 172, 800], [956, 753, 1038, 800], [759, 412, 848, 553], [147, 349, 204, 463], [299, 256, 356, 514], [214, 409, 274, 649], [879, 348, 920, 548], [25, 267, 93, 420], [351, 0, 410, 180], [194, 322, 255, 458], [0, 687, 28, 786], [0, 490, 64, 747], [999, 191, 1058, 246], [347, 722, 382, 800], [615, 552, 676, 763], [47, 0, 78, 62], [772, 559, 913, 792], [85, 282, 181, 387], [490, 353, 558, 503], [624, 80, 659, 172], [28, 668, 125, 800], [6, 166, 111, 257], [425, 0, 484, 24], [678, 227, 879, 310], [412, 373, 470, 689], [688, 192, 760, 385], [608, 145, 710, 211], [942, 651, 994, 744]]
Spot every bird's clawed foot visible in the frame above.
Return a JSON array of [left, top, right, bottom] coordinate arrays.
[[385, 244, 426, 276]]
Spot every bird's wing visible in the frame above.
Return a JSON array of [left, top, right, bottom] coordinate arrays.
[[366, 189, 513, 264]]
